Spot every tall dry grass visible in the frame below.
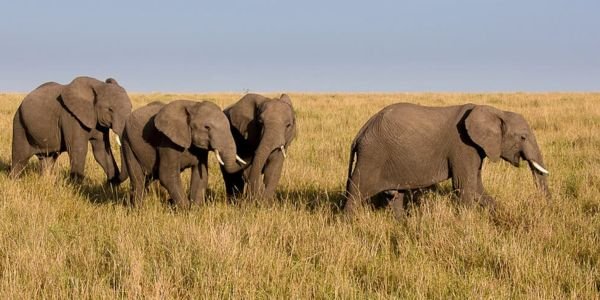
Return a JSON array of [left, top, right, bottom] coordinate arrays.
[[0, 92, 598, 298]]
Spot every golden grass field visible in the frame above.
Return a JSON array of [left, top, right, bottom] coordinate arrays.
[[0, 92, 598, 298]]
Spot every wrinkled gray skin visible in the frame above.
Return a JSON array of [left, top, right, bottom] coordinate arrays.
[[345, 103, 551, 215], [10, 76, 132, 184], [121, 100, 243, 208], [221, 93, 296, 199]]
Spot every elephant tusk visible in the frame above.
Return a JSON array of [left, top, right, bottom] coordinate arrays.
[[215, 150, 225, 166], [280, 145, 287, 159], [236, 155, 247, 165], [112, 130, 121, 147], [531, 161, 549, 175]]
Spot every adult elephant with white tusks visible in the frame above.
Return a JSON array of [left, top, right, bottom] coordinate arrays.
[[221, 93, 296, 199], [121, 100, 246, 208], [344, 102, 551, 215], [10, 76, 132, 185]]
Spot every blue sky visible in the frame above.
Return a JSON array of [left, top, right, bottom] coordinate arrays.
[[1, 0, 599, 92]]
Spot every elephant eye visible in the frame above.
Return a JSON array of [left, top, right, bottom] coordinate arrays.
[[286, 123, 292, 128], [520, 135, 527, 140], [204, 125, 210, 130]]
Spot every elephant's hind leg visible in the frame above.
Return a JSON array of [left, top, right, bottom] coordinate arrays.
[[387, 190, 406, 220], [10, 116, 34, 179], [344, 172, 382, 214], [10, 149, 32, 179], [37, 153, 59, 176]]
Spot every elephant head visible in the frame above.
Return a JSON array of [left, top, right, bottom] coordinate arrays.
[[466, 105, 550, 198], [61, 76, 132, 137], [154, 100, 243, 173], [228, 94, 296, 194]]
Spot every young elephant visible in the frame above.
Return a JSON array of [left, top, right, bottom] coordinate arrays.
[[121, 100, 246, 208], [220, 93, 296, 199], [345, 103, 550, 214], [11, 76, 132, 184]]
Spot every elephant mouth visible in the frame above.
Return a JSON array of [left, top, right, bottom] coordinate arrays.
[[193, 140, 210, 150], [268, 144, 287, 158], [506, 153, 521, 167], [519, 151, 550, 175]]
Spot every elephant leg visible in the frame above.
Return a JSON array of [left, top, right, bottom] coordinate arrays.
[[344, 170, 382, 214], [453, 164, 496, 209], [122, 141, 145, 206], [10, 149, 32, 179], [388, 190, 406, 220], [476, 170, 496, 209], [222, 168, 245, 199], [190, 152, 208, 204], [37, 153, 59, 176], [90, 131, 120, 185], [262, 151, 285, 199], [10, 118, 33, 179], [453, 176, 474, 206], [66, 138, 89, 183], [157, 146, 189, 209]]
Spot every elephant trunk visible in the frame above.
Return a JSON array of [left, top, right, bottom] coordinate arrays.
[[522, 139, 551, 199], [213, 130, 243, 174], [247, 127, 285, 196], [111, 117, 126, 138], [108, 117, 128, 185]]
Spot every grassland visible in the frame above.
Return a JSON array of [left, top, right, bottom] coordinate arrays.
[[0, 92, 598, 298]]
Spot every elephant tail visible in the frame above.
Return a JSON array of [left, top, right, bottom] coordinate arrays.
[[345, 136, 359, 196], [345, 111, 382, 197]]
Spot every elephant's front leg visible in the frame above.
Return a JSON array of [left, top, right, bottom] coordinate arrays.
[[453, 166, 494, 208], [157, 146, 189, 209], [122, 140, 146, 207], [90, 130, 120, 185], [189, 152, 208, 204], [66, 135, 90, 183], [476, 170, 496, 209], [222, 168, 245, 199], [262, 150, 285, 199]]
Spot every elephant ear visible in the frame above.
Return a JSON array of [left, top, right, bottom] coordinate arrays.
[[154, 100, 192, 148], [465, 105, 503, 162], [280, 94, 292, 107], [105, 78, 119, 84], [227, 94, 264, 138], [281, 94, 296, 145], [61, 78, 97, 129]]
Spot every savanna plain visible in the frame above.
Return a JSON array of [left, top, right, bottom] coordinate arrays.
[[0, 92, 598, 298]]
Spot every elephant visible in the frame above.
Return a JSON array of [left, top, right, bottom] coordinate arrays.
[[220, 93, 296, 199], [10, 76, 132, 184], [344, 103, 550, 214], [121, 100, 246, 208]]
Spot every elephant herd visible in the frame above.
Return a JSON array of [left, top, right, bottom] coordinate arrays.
[[9, 76, 550, 215]]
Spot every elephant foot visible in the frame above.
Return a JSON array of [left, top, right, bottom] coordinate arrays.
[[478, 194, 497, 211], [167, 198, 191, 210], [343, 197, 360, 215], [107, 176, 122, 188], [69, 173, 85, 184], [8, 169, 22, 180]]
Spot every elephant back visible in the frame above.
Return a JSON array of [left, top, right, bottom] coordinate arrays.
[[18, 83, 64, 147], [125, 102, 165, 142]]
